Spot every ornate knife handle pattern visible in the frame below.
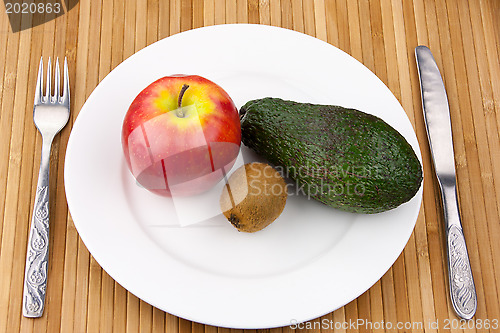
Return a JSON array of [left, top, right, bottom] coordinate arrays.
[[439, 182, 477, 319], [23, 144, 51, 318], [447, 224, 477, 319]]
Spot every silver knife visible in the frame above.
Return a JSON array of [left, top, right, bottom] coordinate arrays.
[[415, 45, 477, 319]]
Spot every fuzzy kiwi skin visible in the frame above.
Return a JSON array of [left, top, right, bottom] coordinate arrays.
[[220, 162, 287, 233]]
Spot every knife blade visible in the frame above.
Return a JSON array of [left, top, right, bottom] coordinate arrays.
[[415, 45, 477, 320]]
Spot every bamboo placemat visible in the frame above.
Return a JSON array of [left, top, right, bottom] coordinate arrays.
[[0, 0, 499, 332]]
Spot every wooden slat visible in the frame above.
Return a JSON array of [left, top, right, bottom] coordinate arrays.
[[302, 0, 315, 37], [290, 0, 303, 32], [193, 0, 204, 28], [225, 0, 236, 24], [98, 1, 115, 332], [248, 0, 259, 24], [259, 0, 270, 26], [279, 0, 292, 30], [84, 1, 104, 330], [58, 1, 80, 331], [237, 0, 248, 23], [269, 0, 280, 27], [147, 0, 160, 44], [0, 8, 13, 263], [204, 0, 215, 27], [159, 0, 171, 38], [214, 0, 225, 24], [0, 1, 499, 332]]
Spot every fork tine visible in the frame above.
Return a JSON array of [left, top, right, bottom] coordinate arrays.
[[34, 57, 43, 104], [45, 57, 51, 99], [54, 57, 60, 101], [62, 57, 70, 105]]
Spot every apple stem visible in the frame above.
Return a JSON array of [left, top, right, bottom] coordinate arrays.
[[176, 84, 190, 117]]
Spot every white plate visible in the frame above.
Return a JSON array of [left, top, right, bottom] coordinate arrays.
[[65, 24, 423, 329]]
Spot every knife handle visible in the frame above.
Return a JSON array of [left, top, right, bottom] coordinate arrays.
[[440, 182, 477, 319]]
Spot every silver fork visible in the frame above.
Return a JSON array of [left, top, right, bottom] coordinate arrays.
[[23, 57, 70, 318]]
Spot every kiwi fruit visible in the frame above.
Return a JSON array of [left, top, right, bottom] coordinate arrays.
[[220, 162, 288, 233]]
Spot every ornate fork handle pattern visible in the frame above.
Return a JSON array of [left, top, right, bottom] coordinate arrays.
[[23, 140, 52, 317]]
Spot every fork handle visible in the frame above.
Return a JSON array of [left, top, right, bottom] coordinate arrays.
[[23, 137, 53, 317]]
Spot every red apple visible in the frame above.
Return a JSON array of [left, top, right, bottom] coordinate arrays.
[[122, 75, 241, 196]]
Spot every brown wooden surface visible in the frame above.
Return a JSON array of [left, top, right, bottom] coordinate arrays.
[[0, 0, 499, 332]]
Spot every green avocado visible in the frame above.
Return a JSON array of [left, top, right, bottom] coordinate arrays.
[[239, 98, 422, 214]]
